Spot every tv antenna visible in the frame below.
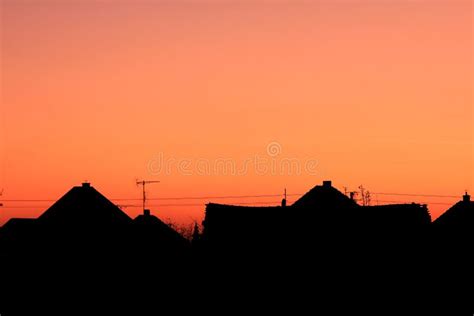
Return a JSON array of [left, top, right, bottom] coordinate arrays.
[[136, 180, 160, 213]]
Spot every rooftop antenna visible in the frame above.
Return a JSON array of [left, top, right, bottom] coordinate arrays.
[[136, 180, 160, 214]]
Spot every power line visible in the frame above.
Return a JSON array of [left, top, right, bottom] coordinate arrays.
[[0, 199, 57, 202], [372, 192, 459, 198], [116, 194, 295, 201], [124, 201, 285, 207], [0, 193, 296, 202], [0, 191, 461, 203], [369, 200, 453, 206], [1, 199, 456, 209], [1, 201, 288, 209]]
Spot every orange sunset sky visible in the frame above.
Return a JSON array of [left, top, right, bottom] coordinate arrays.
[[0, 0, 472, 226]]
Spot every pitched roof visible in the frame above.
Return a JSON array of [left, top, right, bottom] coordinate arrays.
[[291, 181, 358, 210], [133, 213, 189, 246], [433, 200, 474, 228], [38, 183, 132, 226]]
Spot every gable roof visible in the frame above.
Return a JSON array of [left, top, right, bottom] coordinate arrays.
[[38, 183, 132, 226]]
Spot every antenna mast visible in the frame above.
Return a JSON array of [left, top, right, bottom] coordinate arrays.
[[281, 188, 287, 207], [136, 180, 160, 214]]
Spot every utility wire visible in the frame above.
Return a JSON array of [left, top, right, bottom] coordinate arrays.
[[0, 191, 461, 203], [0, 202, 285, 209], [0, 199, 456, 209], [372, 192, 459, 198], [0, 194, 294, 202]]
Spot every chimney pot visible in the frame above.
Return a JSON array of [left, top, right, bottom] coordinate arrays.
[[82, 182, 91, 188], [323, 180, 332, 187], [144, 209, 151, 216], [463, 192, 470, 203]]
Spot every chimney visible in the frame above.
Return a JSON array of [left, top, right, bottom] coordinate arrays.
[[82, 182, 91, 188], [323, 180, 332, 188], [463, 192, 470, 203], [144, 209, 151, 217], [281, 198, 287, 208]]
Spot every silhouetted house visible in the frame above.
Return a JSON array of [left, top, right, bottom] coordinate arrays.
[[201, 180, 431, 253], [202, 204, 285, 252], [358, 203, 431, 229], [0, 183, 189, 259], [202, 180, 358, 245], [132, 209, 190, 257], [292, 180, 358, 210], [430, 192, 473, 309], [1, 184, 193, 313], [291, 180, 430, 227], [38, 182, 132, 226], [433, 192, 473, 232], [290, 180, 360, 233], [431, 192, 473, 255]]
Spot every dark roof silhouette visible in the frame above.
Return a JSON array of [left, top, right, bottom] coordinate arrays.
[[433, 193, 473, 229], [204, 203, 282, 218], [133, 209, 189, 245], [38, 182, 132, 226], [203, 203, 284, 237], [360, 203, 431, 228], [202, 203, 286, 251], [201, 180, 432, 250], [0, 183, 190, 262], [291, 180, 358, 210], [134, 212, 166, 226]]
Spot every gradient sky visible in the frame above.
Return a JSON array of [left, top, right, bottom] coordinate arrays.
[[1, 0, 472, 226]]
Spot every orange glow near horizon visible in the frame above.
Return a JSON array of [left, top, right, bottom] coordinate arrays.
[[1, 1, 472, 226]]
